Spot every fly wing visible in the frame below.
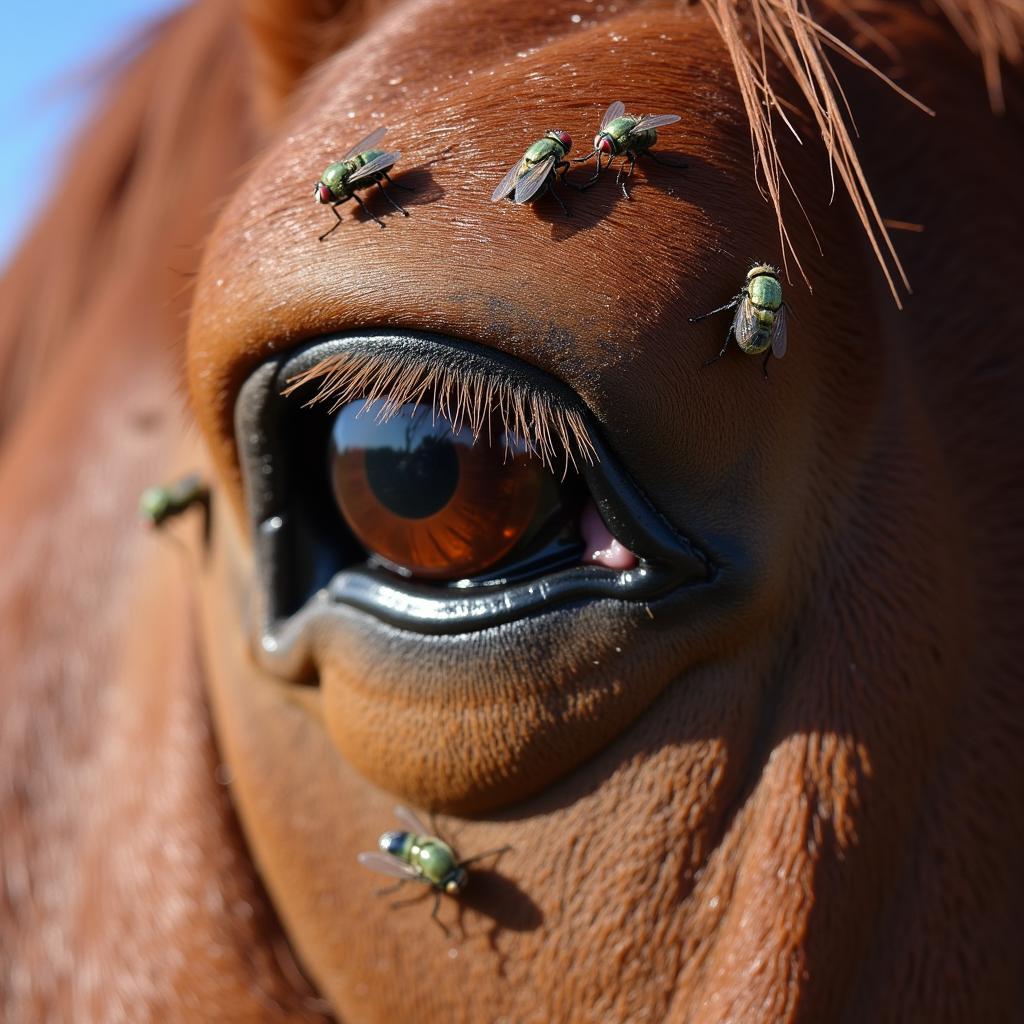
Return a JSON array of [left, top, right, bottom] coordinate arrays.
[[393, 804, 431, 835], [346, 151, 400, 184], [732, 299, 760, 349], [513, 154, 556, 203], [770, 304, 788, 359], [341, 125, 388, 161], [490, 158, 524, 202], [630, 113, 681, 134], [357, 851, 423, 880], [600, 100, 626, 128]]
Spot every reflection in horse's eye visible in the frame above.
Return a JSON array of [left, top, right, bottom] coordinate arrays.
[[328, 399, 582, 581]]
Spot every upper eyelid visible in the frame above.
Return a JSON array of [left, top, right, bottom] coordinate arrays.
[[280, 334, 598, 474]]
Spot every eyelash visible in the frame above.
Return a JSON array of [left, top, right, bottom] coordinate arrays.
[[282, 349, 599, 475]]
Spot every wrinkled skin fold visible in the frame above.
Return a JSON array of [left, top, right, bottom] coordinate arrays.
[[1, 0, 1022, 1020]]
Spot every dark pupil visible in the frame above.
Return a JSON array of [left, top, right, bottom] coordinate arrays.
[[364, 436, 459, 519], [327, 397, 561, 581]]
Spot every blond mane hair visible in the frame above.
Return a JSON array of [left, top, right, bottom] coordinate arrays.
[[702, 0, 1022, 304]]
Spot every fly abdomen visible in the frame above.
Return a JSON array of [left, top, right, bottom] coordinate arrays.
[[630, 127, 658, 152]]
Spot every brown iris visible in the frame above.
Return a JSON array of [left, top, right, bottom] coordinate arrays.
[[329, 399, 545, 580]]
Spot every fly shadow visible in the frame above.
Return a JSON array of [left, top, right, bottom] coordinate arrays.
[[452, 866, 544, 975], [531, 150, 725, 241], [345, 163, 446, 227]]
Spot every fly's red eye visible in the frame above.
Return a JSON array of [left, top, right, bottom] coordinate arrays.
[[316, 183, 333, 203], [596, 136, 613, 154], [554, 130, 572, 152], [329, 400, 557, 580]]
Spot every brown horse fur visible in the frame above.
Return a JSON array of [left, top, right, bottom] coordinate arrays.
[[2, 0, 1023, 1021]]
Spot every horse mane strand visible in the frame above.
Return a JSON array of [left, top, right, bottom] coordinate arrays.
[[283, 350, 598, 476], [930, 0, 1024, 112], [703, 0, 949, 305]]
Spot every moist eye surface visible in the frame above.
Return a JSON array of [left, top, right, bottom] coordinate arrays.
[[328, 398, 585, 581]]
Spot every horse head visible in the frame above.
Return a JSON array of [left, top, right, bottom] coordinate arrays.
[[1, 0, 1021, 1019]]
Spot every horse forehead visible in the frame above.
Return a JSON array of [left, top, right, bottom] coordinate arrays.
[[190, 5, 790, 394], [188, 0, 842, 526]]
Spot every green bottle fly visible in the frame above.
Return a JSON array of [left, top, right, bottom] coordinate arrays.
[[573, 100, 683, 197], [139, 473, 209, 528], [358, 805, 510, 935], [689, 263, 790, 378], [490, 129, 574, 215], [314, 126, 411, 238]]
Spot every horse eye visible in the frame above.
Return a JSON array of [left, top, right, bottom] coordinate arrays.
[[327, 399, 584, 582]]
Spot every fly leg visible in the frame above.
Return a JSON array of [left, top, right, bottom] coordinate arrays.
[[430, 892, 450, 937], [351, 191, 387, 229], [689, 296, 741, 324], [382, 171, 414, 192], [389, 879, 433, 909], [458, 845, 513, 868], [375, 178, 410, 217], [569, 151, 603, 190], [546, 176, 572, 217], [761, 350, 772, 380], [691, 295, 742, 368], [318, 200, 347, 241], [703, 328, 735, 368], [617, 152, 637, 199], [376, 879, 408, 897]]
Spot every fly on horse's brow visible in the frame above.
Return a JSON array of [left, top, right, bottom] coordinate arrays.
[[314, 125, 412, 236], [570, 100, 685, 198]]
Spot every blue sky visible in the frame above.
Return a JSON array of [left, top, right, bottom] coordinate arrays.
[[0, 0, 182, 268]]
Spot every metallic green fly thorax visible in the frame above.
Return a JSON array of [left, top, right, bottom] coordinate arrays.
[[524, 134, 570, 164], [313, 125, 408, 237], [748, 271, 783, 311], [410, 837, 459, 886], [321, 161, 354, 193], [690, 261, 789, 377], [603, 115, 639, 152]]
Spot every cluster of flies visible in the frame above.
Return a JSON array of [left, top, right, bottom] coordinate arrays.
[[140, 103, 796, 933], [312, 99, 789, 375], [312, 100, 681, 233]]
